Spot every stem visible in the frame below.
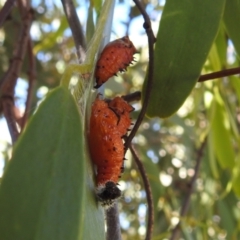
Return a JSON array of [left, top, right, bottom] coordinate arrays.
[[61, 0, 86, 63], [198, 67, 240, 82], [0, 0, 16, 27], [106, 202, 122, 240], [60, 63, 91, 88], [170, 138, 207, 240], [124, 0, 156, 151], [0, 9, 33, 90], [21, 38, 36, 129], [130, 144, 154, 240], [0, 1, 33, 143], [122, 91, 141, 103]]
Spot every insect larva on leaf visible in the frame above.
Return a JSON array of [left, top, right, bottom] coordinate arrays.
[[108, 96, 135, 136], [94, 36, 137, 89], [88, 95, 134, 207]]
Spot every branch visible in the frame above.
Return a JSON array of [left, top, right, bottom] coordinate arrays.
[[170, 137, 207, 240], [21, 37, 36, 130], [124, 0, 156, 150], [198, 67, 240, 82], [0, 1, 33, 143], [122, 91, 141, 103], [0, 5, 33, 91], [0, 0, 16, 27], [130, 144, 154, 240], [106, 202, 122, 240], [61, 0, 86, 63]]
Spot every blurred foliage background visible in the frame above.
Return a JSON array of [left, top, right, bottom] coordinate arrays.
[[0, 0, 240, 239]]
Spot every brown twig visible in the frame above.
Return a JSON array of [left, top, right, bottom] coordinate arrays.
[[0, 4, 33, 91], [124, 0, 156, 151], [198, 67, 240, 82], [0, 0, 16, 27], [122, 91, 141, 103], [21, 37, 36, 129], [0, 1, 33, 143], [130, 144, 154, 240], [106, 202, 122, 240], [61, 0, 86, 63], [170, 137, 207, 240], [105, 91, 142, 105], [122, 2, 155, 238]]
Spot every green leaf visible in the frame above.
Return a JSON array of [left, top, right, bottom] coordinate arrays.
[[217, 199, 236, 236], [232, 154, 240, 197], [232, 172, 240, 197], [86, 5, 95, 43], [223, 0, 240, 57], [144, 0, 226, 118], [0, 87, 104, 240], [215, 23, 227, 66], [210, 93, 235, 169], [231, 76, 240, 101], [208, 130, 220, 179], [92, 0, 103, 17]]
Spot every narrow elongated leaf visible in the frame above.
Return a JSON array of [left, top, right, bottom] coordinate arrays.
[[223, 0, 240, 57], [231, 76, 240, 100], [86, 5, 95, 43], [218, 199, 236, 236], [215, 23, 227, 66], [232, 172, 240, 197], [232, 154, 240, 197], [0, 87, 104, 240], [211, 96, 235, 169], [144, 0, 225, 118]]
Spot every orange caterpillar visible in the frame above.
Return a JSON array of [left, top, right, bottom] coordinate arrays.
[[94, 36, 137, 89], [108, 97, 134, 136], [88, 96, 134, 207]]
